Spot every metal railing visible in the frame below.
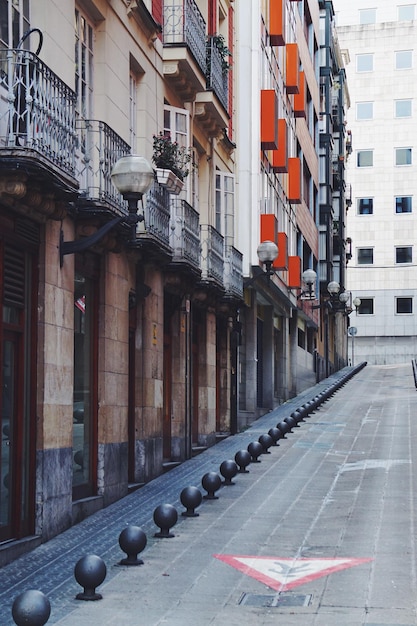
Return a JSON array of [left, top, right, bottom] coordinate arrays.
[[163, 0, 207, 76], [0, 48, 77, 177], [200, 224, 224, 285], [75, 119, 131, 216], [224, 245, 243, 298], [206, 36, 229, 111], [144, 181, 171, 248], [170, 197, 200, 269]]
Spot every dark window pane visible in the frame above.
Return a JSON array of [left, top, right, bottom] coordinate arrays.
[[396, 246, 412, 263], [396, 297, 412, 314], [358, 198, 373, 214], [358, 248, 373, 264], [396, 196, 412, 213], [358, 298, 374, 315]]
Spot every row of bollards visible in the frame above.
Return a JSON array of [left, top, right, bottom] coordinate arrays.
[[11, 362, 366, 624]]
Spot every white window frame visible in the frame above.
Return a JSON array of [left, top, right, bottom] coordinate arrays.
[[357, 197, 374, 215], [395, 99, 412, 118], [396, 296, 413, 314], [0, 0, 30, 49], [395, 147, 412, 166], [357, 150, 374, 167], [356, 102, 373, 120], [398, 4, 415, 21], [75, 8, 94, 120], [215, 170, 235, 242], [359, 8, 376, 24], [129, 73, 137, 153], [395, 196, 412, 213], [395, 245, 413, 264], [356, 53, 374, 72], [357, 247, 374, 265], [163, 105, 191, 198]]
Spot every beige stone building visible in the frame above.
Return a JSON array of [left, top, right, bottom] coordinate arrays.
[[0, 0, 242, 564]]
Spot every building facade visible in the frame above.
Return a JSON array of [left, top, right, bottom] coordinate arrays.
[[0, 0, 242, 564], [334, 0, 417, 364]]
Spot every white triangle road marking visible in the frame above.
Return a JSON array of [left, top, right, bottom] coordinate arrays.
[[213, 555, 373, 591]]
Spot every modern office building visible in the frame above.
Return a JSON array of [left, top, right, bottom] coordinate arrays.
[[333, 0, 417, 364]]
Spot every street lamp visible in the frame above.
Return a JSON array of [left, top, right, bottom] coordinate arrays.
[[300, 268, 317, 300], [60, 154, 154, 266], [353, 296, 361, 315], [256, 240, 278, 278]]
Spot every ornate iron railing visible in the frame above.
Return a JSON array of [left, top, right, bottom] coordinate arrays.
[[163, 0, 207, 76], [200, 224, 224, 285], [0, 48, 77, 177], [206, 36, 229, 111], [75, 119, 131, 216], [224, 245, 243, 298], [144, 181, 171, 247], [170, 197, 200, 269]]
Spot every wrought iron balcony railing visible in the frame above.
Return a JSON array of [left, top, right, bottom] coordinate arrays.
[[0, 48, 77, 177], [163, 0, 207, 76], [169, 197, 200, 270], [143, 181, 171, 249], [206, 36, 229, 111], [223, 245, 243, 299], [200, 224, 224, 286], [75, 119, 131, 217]]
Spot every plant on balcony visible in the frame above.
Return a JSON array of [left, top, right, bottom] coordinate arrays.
[[208, 34, 232, 74], [152, 133, 191, 182]]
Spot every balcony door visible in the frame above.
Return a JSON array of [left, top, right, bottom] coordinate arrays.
[[0, 244, 36, 542]]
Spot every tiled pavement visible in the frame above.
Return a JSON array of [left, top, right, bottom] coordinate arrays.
[[2, 362, 417, 626]]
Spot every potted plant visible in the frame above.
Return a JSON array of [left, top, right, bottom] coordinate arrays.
[[152, 133, 191, 194]]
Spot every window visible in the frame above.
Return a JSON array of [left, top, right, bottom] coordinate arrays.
[[396, 246, 412, 263], [215, 171, 235, 237], [359, 8, 376, 24], [357, 248, 374, 264], [395, 147, 412, 165], [75, 9, 94, 120], [398, 5, 415, 20], [357, 150, 373, 167], [358, 198, 373, 215], [356, 53, 374, 72], [0, 0, 30, 49], [396, 196, 412, 213], [396, 297, 413, 313], [358, 298, 374, 315], [396, 50, 412, 69], [395, 99, 412, 118], [356, 102, 373, 120], [129, 73, 137, 153]]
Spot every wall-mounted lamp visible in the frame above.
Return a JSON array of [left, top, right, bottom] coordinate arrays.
[[298, 268, 317, 300], [60, 155, 154, 266], [353, 296, 361, 315], [256, 240, 278, 278]]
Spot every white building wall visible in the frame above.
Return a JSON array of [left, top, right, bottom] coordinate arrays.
[[333, 0, 417, 364]]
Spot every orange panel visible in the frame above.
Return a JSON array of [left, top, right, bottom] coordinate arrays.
[[273, 232, 288, 269], [288, 157, 301, 204], [285, 43, 299, 94], [271, 119, 288, 173], [287, 256, 301, 288], [260, 214, 278, 243], [260, 90, 278, 150], [293, 71, 306, 118], [270, 0, 285, 46]]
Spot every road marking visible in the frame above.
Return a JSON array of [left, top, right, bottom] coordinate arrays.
[[213, 555, 372, 591]]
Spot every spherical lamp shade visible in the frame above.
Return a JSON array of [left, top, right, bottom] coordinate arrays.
[[302, 268, 317, 286], [339, 291, 349, 304], [257, 240, 278, 264], [353, 297, 361, 308], [111, 155, 154, 197], [327, 280, 340, 295]]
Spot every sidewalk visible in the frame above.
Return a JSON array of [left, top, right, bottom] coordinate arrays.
[[1, 363, 417, 625]]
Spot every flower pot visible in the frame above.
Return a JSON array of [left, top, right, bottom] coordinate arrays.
[[155, 168, 184, 195]]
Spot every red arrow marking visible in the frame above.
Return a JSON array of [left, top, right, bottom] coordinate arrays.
[[213, 555, 373, 591]]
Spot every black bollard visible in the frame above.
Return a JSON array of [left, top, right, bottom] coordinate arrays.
[[247, 440, 263, 462], [219, 460, 238, 485], [235, 449, 251, 472], [74, 554, 107, 601], [153, 503, 178, 538], [284, 416, 298, 430], [202, 471, 222, 499], [276, 421, 290, 438], [12, 590, 51, 626], [268, 427, 282, 445], [118, 525, 147, 565], [258, 433, 274, 453], [180, 486, 203, 517]]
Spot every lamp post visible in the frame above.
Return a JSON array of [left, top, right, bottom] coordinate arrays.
[[301, 269, 317, 299], [256, 240, 278, 279]]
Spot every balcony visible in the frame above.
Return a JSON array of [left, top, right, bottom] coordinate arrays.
[[0, 48, 78, 216], [76, 119, 131, 217], [163, 0, 207, 100], [223, 245, 243, 300], [195, 36, 230, 137], [138, 181, 172, 261], [169, 197, 201, 275], [200, 224, 224, 288]]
